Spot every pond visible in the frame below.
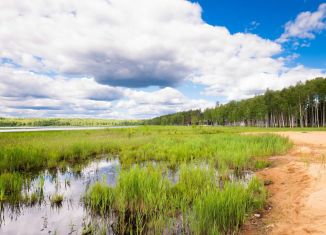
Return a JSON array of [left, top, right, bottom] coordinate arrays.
[[0, 157, 254, 234], [0, 158, 120, 234]]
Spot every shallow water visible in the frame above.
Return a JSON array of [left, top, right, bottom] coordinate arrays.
[[0, 158, 120, 235], [0, 158, 254, 234]]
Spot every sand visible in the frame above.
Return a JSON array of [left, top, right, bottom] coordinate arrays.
[[243, 131, 326, 235]]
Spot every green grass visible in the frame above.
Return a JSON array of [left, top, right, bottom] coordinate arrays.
[[120, 133, 291, 170], [50, 193, 64, 206], [0, 172, 24, 202], [0, 126, 292, 174], [173, 164, 216, 205], [0, 172, 46, 205], [116, 166, 171, 234], [0, 126, 293, 233], [191, 177, 266, 235], [85, 181, 115, 216], [0, 117, 139, 127], [85, 166, 171, 234], [85, 165, 266, 234]]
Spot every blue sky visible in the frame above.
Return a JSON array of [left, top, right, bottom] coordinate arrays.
[[182, 0, 326, 103], [193, 0, 326, 67], [196, 0, 324, 35], [0, 0, 325, 119]]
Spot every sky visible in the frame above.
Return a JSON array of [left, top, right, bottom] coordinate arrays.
[[0, 0, 325, 119]]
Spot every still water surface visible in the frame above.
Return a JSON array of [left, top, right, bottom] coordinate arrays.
[[0, 157, 253, 234], [0, 158, 120, 235]]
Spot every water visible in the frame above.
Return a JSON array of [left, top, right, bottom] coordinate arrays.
[[0, 158, 121, 235], [0, 158, 254, 234]]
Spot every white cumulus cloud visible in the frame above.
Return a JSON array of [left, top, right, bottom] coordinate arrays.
[[0, 66, 212, 118], [277, 3, 326, 43], [0, 0, 324, 118]]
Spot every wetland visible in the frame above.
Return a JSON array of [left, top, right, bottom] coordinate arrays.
[[0, 126, 292, 234]]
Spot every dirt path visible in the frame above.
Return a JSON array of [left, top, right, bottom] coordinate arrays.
[[243, 131, 326, 235]]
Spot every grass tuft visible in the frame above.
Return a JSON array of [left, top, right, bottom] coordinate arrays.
[[50, 193, 64, 206]]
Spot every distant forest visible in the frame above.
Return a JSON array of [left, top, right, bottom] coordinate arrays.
[[146, 77, 326, 127], [0, 118, 139, 127]]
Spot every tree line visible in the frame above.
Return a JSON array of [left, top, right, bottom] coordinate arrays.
[[146, 77, 326, 127]]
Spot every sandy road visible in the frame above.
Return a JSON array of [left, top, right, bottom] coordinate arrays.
[[243, 131, 326, 235]]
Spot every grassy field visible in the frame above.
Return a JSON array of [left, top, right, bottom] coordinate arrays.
[[0, 125, 307, 234], [0, 126, 294, 173], [0, 117, 140, 127]]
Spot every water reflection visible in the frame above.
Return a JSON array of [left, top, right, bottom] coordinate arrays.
[[0, 158, 253, 234], [0, 158, 120, 234]]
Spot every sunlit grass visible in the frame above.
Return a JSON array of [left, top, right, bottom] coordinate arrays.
[[85, 166, 171, 234], [0, 173, 24, 202], [0, 126, 292, 174], [50, 193, 64, 206], [85, 165, 266, 234], [85, 181, 115, 216], [191, 177, 266, 234], [0, 126, 286, 234]]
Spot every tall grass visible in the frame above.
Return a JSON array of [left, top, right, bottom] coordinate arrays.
[[85, 181, 115, 216], [173, 164, 216, 205], [191, 177, 266, 235], [120, 132, 291, 170], [85, 166, 171, 234], [0, 126, 289, 233], [0, 173, 24, 202], [0, 126, 292, 174], [115, 166, 170, 234], [85, 166, 266, 234]]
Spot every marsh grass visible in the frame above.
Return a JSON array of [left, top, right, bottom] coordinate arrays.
[[24, 180, 45, 206], [191, 177, 266, 235], [0, 126, 292, 174], [85, 181, 115, 216], [172, 164, 216, 205], [29, 192, 38, 205], [86, 166, 171, 234], [85, 165, 266, 234], [1, 126, 285, 234], [0, 171, 47, 207], [50, 193, 64, 207], [0, 173, 24, 202]]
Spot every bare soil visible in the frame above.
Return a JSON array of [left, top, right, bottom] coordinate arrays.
[[242, 131, 326, 235]]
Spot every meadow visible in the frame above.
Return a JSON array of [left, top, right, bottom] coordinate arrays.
[[0, 126, 294, 234], [0, 126, 293, 172], [0, 117, 139, 127]]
